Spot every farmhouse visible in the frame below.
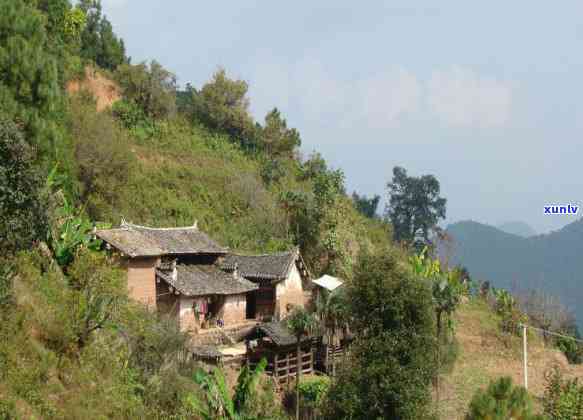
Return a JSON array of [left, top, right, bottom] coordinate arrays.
[[221, 249, 310, 320], [95, 221, 309, 334]]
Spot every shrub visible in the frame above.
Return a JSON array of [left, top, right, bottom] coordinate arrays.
[[556, 335, 583, 365], [543, 366, 583, 419], [324, 250, 437, 419], [466, 376, 543, 420], [111, 99, 147, 129], [69, 94, 135, 215], [0, 117, 48, 255], [492, 288, 527, 335], [298, 376, 330, 418], [261, 159, 286, 186]]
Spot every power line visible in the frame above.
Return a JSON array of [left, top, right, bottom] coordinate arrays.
[[518, 323, 583, 390], [520, 323, 583, 344]]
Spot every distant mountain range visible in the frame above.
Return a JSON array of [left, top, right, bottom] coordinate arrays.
[[496, 221, 537, 238], [444, 219, 583, 328]]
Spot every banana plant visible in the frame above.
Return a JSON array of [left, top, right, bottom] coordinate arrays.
[[410, 247, 463, 337], [188, 358, 267, 420]]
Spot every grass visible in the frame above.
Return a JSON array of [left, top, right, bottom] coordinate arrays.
[[437, 298, 583, 419]]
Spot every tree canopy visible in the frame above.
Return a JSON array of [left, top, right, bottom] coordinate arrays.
[[78, 0, 127, 71], [115, 60, 177, 120], [352, 192, 380, 219], [261, 108, 301, 157], [195, 68, 257, 149], [0, 118, 47, 254], [325, 250, 437, 419], [0, 0, 62, 155], [466, 377, 543, 420], [385, 166, 447, 251]]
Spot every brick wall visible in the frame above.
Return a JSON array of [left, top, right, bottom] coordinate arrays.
[[156, 281, 179, 321], [275, 264, 305, 318], [179, 296, 198, 333], [127, 257, 159, 308]]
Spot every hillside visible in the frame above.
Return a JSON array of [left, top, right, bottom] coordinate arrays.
[[439, 299, 583, 419], [497, 221, 537, 238], [446, 219, 583, 328]]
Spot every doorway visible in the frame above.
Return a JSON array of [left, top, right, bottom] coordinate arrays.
[[246, 291, 256, 319]]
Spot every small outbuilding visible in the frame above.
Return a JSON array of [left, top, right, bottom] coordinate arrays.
[[246, 321, 314, 387]]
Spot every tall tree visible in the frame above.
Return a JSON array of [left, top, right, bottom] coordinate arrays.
[[325, 249, 437, 419], [352, 192, 380, 219], [385, 166, 446, 250], [0, 0, 62, 155], [196, 68, 258, 149], [115, 60, 177, 120], [261, 108, 301, 157], [78, 0, 126, 71]]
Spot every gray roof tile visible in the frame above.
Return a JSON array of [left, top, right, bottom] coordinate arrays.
[[221, 249, 299, 280], [157, 263, 258, 297], [96, 222, 227, 257]]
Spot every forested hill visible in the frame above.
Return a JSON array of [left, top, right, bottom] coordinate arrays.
[[446, 219, 583, 326], [496, 221, 537, 238]]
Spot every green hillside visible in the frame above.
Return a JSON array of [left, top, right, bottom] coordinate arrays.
[[4, 1, 579, 418], [0, 1, 392, 416]]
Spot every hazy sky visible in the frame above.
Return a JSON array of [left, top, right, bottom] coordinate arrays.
[[100, 1, 583, 234]]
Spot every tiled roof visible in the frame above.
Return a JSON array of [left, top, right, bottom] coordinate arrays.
[[192, 345, 223, 359], [221, 249, 299, 280], [257, 321, 311, 346], [96, 222, 227, 257], [157, 263, 258, 297]]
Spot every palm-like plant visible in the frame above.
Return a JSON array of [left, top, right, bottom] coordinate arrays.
[[287, 307, 317, 420], [314, 287, 349, 376], [189, 358, 267, 419]]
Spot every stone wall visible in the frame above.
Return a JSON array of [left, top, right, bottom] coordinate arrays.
[[127, 257, 159, 308]]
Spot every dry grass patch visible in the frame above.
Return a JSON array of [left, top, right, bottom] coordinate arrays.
[[437, 299, 583, 419]]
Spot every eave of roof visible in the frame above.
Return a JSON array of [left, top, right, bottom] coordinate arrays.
[[257, 321, 311, 346], [157, 264, 258, 297], [96, 222, 228, 257], [221, 249, 300, 281]]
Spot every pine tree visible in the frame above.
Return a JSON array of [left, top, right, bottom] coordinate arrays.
[[466, 377, 544, 420], [78, 0, 127, 71], [0, 0, 62, 154]]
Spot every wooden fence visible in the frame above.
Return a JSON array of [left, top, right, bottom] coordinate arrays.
[[249, 347, 314, 388], [315, 343, 345, 376]]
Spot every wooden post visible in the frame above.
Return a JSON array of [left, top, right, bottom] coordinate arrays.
[[522, 324, 528, 390], [274, 353, 279, 383], [286, 351, 291, 388]]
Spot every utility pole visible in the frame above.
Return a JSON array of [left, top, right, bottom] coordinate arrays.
[[522, 324, 528, 390]]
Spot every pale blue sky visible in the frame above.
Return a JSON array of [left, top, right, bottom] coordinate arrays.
[[101, 1, 583, 234]]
